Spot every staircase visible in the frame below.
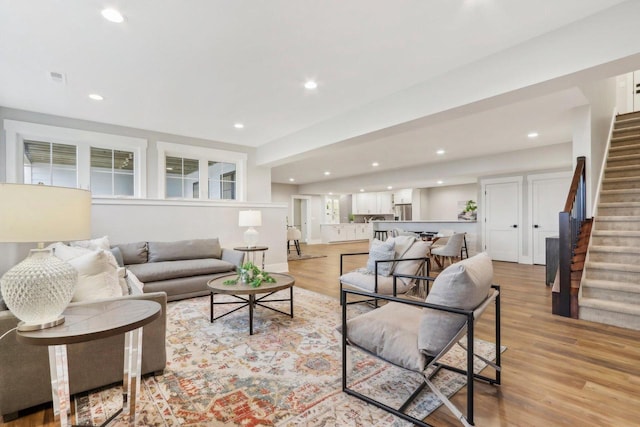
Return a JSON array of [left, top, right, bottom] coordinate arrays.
[[579, 111, 640, 330]]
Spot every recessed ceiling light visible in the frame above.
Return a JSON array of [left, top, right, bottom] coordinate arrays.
[[289, 178, 295, 182], [436, 149, 445, 155], [372, 162, 379, 167], [324, 171, 331, 176], [329, 192, 333, 195], [360, 188, 365, 192], [101, 8, 124, 23], [528, 132, 539, 138], [304, 80, 318, 90], [234, 123, 244, 129], [387, 186, 393, 190], [437, 180, 444, 185], [88, 93, 104, 101]]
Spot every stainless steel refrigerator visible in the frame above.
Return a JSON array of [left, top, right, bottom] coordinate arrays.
[[394, 204, 412, 221]]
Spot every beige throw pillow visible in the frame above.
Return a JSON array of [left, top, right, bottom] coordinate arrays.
[[70, 235, 111, 251]]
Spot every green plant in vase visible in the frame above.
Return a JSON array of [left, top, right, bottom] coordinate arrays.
[[223, 261, 276, 288]]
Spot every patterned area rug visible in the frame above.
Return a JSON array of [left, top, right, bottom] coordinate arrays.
[[76, 287, 499, 426]]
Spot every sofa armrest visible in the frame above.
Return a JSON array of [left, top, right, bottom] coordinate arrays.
[[222, 248, 244, 267]]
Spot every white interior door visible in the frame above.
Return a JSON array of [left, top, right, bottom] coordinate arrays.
[[483, 180, 520, 262], [531, 175, 571, 265], [300, 199, 309, 242]]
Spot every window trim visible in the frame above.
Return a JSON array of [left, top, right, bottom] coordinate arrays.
[[5, 120, 147, 197], [156, 141, 247, 201]]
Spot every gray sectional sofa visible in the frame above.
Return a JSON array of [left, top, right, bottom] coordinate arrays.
[[113, 238, 244, 301]]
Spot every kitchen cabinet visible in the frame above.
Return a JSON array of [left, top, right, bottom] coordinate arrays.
[[321, 224, 371, 243], [393, 189, 412, 204], [352, 191, 392, 214], [377, 192, 393, 214]]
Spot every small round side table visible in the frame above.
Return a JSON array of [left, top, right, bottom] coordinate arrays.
[[16, 299, 161, 427], [233, 245, 269, 269]]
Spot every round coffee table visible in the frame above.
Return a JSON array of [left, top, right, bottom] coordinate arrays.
[[207, 272, 294, 335]]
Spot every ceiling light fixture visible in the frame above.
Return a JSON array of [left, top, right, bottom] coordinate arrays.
[[372, 162, 379, 167], [101, 8, 124, 23], [234, 123, 244, 129], [437, 180, 444, 185], [360, 188, 365, 192], [436, 149, 445, 155], [88, 93, 104, 101], [304, 80, 318, 90], [387, 186, 393, 190], [289, 178, 295, 182], [324, 171, 331, 176], [528, 132, 539, 138], [329, 192, 333, 195]]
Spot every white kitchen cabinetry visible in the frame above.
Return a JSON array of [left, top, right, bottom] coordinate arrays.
[[377, 192, 393, 214], [321, 224, 371, 243], [393, 189, 412, 204], [352, 191, 392, 214], [355, 223, 372, 240]]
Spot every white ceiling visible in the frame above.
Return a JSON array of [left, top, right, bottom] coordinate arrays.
[[1, 0, 638, 190]]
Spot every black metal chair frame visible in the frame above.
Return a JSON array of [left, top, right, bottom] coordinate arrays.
[[341, 277, 501, 427], [339, 252, 430, 306]]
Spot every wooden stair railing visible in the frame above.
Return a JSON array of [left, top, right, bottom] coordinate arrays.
[[554, 156, 589, 318]]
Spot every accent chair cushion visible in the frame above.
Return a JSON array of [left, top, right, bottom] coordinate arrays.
[[418, 252, 493, 357], [366, 239, 395, 276], [340, 270, 415, 295], [393, 240, 430, 285], [148, 238, 222, 263], [345, 302, 427, 371]]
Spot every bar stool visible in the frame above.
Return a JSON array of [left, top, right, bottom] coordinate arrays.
[[460, 234, 469, 259], [373, 230, 388, 240]]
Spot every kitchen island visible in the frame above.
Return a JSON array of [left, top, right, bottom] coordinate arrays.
[[372, 220, 478, 256]]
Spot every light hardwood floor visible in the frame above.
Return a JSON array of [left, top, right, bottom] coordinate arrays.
[[5, 241, 640, 426]]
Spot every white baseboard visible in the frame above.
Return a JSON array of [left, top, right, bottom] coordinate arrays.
[[305, 239, 323, 245], [519, 256, 533, 265]]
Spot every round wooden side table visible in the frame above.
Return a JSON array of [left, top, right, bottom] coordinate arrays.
[[16, 299, 161, 427], [233, 245, 269, 269]]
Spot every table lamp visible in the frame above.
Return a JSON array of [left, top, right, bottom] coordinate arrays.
[[0, 183, 92, 331], [238, 210, 262, 248]]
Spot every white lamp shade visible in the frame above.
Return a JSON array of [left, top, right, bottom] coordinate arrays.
[[0, 184, 92, 330], [238, 210, 262, 227], [0, 183, 92, 243]]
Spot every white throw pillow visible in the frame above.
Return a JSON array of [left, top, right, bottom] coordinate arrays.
[[65, 250, 123, 302], [70, 236, 111, 251], [51, 242, 93, 261], [366, 239, 396, 276]]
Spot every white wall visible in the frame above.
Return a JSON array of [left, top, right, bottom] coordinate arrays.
[[0, 199, 289, 276], [421, 184, 477, 221]]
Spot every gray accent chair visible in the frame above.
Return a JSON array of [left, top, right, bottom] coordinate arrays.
[[339, 236, 431, 305], [340, 252, 501, 427]]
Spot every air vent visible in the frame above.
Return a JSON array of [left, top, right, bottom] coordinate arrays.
[[49, 71, 66, 84]]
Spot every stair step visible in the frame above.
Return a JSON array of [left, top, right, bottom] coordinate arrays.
[[607, 153, 640, 167], [605, 164, 640, 178], [617, 111, 640, 121], [614, 116, 640, 129], [609, 143, 640, 157], [591, 229, 640, 246], [612, 125, 640, 138], [598, 202, 640, 216], [582, 280, 640, 304], [584, 261, 640, 282], [588, 245, 640, 264], [595, 216, 640, 231], [601, 176, 640, 190], [599, 189, 640, 203], [579, 297, 640, 330]]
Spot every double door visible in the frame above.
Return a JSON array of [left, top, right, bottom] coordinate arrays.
[[482, 173, 570, 264]]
